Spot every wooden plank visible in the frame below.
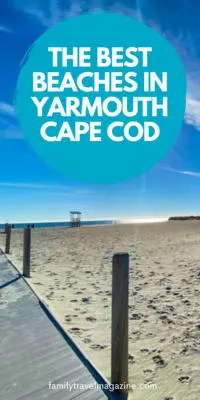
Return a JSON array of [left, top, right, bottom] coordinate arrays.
[[23, 226, 31, 278], [5, 224, 11, 254], [111, 252, 129, 394], [0, 253, 109, 400]]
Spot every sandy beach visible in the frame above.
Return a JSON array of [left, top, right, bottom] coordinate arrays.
[[1, 221, 200, 400]]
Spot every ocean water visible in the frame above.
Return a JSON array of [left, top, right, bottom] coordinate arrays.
[[0, 217, 168, 230], [0, 220, 113, 230]]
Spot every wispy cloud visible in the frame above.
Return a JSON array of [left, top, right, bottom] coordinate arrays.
[[0, 114, 24, 140], [165, 167, 200, 178], [0, 102, 23, 139], [169, 35, 200, 131], [0, 181, 92, 194], [12, 1, 200, 132], [0, 25, 12, 34], [14, 0, 138, 27], [142, 23, 200, 131], [13, 0, 86, 27], [45, 190, 92, 197], [184, 62, 200, 131], [0, 182, 70, 189], [0, 102, 15, 118], [185, 94, 200, 131], [0, 124, 24, 140]]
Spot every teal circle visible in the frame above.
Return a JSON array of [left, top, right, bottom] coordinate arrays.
[[15, 12, 186, 183]]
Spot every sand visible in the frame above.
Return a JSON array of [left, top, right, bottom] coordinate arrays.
[[1, 221, 200, 400]]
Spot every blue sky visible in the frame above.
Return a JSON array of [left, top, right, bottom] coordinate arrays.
[[0, 0, 200, 222]]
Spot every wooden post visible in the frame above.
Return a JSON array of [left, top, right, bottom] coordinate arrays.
[[23, 225, 31, 278], [111, 253, 129, 394], [5, 224, 11, 254]]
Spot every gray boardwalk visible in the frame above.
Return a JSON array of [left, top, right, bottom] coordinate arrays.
[[0, 252, 119, 400]]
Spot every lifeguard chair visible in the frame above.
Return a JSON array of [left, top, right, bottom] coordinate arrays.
[[70, 211, 81, 228]]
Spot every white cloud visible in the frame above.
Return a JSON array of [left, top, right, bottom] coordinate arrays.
[[0, 25, 12, 33], [0, 102, 23, 139], [185, 94, 200, 131], [145, 24, 200, 131], [0, 181, 92, 196], [165, 167, 200, 178], [12, 1, 200, 132], [0, 102, 15, 117], [0, 182, 69, 189], [0, 124, 24, 140], [14, 0, 86, 27], [14, 0, 138, 27]]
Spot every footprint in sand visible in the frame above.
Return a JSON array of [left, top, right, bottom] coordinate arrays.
[[152, 355, 166, 367], [131, 313, 142, 320], [47, 272, 57, 276], [65, 316, 71, 322], [140, 348, 149, 353], [178, 376, 190, 383], [69, 327, 81, 333], [82, 297, 91, 303], [46, 291, 54, 299], [86, 317, 97, 322], [83, 338, 92, 343], [90, 344, 107, 350]]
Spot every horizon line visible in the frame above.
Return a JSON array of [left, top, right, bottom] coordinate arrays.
[[0, 216, 169, 225]]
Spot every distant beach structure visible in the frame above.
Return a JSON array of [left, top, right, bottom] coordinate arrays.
[[169, 215, 200, 221], [70, 211, 81, 227]]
